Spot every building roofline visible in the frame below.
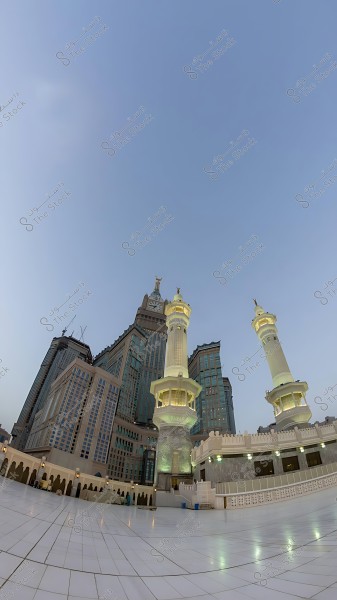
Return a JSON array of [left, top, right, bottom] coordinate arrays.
[[188, 341, 221, 363], [93, 323, 148, 361]]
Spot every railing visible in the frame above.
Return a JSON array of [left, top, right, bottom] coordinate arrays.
[[214, 461, 337, 509], [192, 421, 337, 464]]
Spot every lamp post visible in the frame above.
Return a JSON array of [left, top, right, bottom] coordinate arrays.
[[0, 441, 8, 472]]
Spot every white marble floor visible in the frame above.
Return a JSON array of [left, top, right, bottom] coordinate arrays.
[[0, 480, 337, 599]]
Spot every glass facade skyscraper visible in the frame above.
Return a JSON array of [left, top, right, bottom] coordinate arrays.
[[134, 277, 167, 424], [93, 278, 167, 482], [11, 336, 92, 450], [189, 342, 236, 436]]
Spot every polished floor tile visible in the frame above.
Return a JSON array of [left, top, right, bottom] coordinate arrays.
[[0, 479, 337, 599]]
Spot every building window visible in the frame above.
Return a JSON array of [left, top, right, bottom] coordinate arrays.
[[306, 451, 322, 467], [282, 455, 300, 472], [254, 459, 274, 477]]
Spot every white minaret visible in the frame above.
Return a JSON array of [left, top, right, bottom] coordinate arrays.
[[151, 289, 202, 490], [252, 300, 311, 430]]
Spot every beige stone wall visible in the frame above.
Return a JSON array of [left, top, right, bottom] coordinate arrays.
[[0, 443, 154, 503]]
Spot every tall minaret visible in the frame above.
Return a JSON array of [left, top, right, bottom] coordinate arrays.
[[151, 289, 202, 490], [252, 300, 311, 430]]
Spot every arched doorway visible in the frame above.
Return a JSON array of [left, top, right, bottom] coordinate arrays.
[[52, 475, 61, 493], [66, 480, 72, 496], [29, 469, 37, 486], [6, 461, 17, 479], [0, 458, 8, 477], [21, 466, 30, 484]]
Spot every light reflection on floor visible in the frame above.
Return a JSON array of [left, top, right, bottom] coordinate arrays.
[[0, 479, 337, 599]]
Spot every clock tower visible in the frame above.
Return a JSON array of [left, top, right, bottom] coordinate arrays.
[[134, 277, 168, 425], [134, 276, 167, 332]]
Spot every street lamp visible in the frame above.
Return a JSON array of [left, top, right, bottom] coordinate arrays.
[[40, 456, 46, 468], [75, 468, 80, 479]]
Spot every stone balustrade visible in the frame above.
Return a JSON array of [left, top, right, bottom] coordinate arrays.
[[0, 443, 154, 505], [214, 460, 337, 509], [191, 421, 337, 465]]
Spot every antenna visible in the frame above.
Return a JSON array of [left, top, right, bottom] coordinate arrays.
[[78, 325, 87, 342], [61, 314, 77, 336]]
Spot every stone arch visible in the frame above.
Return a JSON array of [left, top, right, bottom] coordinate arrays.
[[149, 494, 153, 506], [7, 461, 17, 479], [83, 484, 87, 490], [145, 494, 148, 505], [121, 490, 124, 497], [117, 488, 120, 494], [29, 469, 37, 486], [41, 472, 47, 481], [0, 457, 8, 476], [14, 461, 24, 482], [21, 466, 30, 484], [133, 492, 135, 503], [66, 480, 72, 496], [52, 474, 61, 493], [60, 479, 66, 494], [99, 487, 103, 492], [94, 486, 97, 492], [88, 483, 93, 491], [49, 475, 54, 483], [76, 482, 81, 498]]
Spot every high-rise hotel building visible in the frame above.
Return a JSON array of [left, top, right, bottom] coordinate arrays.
[[24, 359, 119, 475], [188, 342, 236, 438], [11, 336, 92, 450], [93, 277, 167, 482]]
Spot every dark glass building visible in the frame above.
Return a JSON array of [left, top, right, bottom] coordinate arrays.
[[133, 278, 167, 424], [93, 278, 167, 482], [188, 342, 236, 436]]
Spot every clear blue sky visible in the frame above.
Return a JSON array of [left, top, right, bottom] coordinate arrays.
[[1, 0, 337, 435]]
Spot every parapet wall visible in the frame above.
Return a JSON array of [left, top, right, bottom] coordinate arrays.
[[0, 443, 153, 503], [192, 421, 337, 465]]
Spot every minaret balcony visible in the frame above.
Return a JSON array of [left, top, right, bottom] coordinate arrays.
[[266, 380, 308, 405], [152, 405, 198, 429]]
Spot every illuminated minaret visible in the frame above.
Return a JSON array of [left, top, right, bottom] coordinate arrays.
[[252, 300, 311, 430], [151, 289, 202, 490]]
